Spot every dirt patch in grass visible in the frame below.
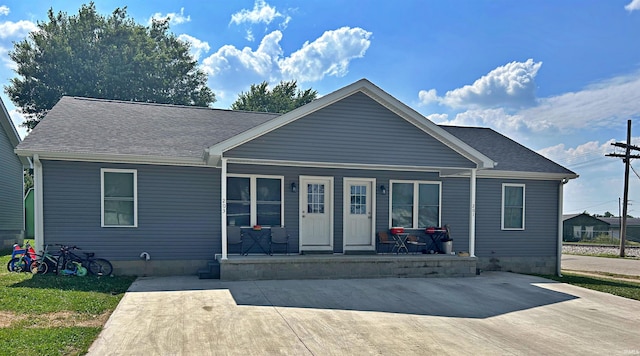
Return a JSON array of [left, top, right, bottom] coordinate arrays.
[[0, 310, 111, 328]]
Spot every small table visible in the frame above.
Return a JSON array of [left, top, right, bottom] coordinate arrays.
[[391, 232, 410, 254], [244, 228, 270, 255]]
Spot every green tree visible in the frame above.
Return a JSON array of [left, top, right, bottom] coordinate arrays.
[[6, 2, 215, 130], [231, 80, 317, 113], [603, 211, 614, 217]]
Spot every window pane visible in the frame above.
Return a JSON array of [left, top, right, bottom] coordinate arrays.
[[104, 172, 133, 198], [104, 200, 134, 226], [227, 202, 250, 226], [257, 203, 281, 226], [391, 183, 413, 227], [418, 184, 439, 228], [257, 178, 281, 202], [227, 177, 250, 201], [307, 183, 325, 214], [350, 185, 367, 215], [504, 186, 524, 229]]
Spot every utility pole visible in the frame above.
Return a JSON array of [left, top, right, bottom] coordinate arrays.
[[606, 120, 640, 257]]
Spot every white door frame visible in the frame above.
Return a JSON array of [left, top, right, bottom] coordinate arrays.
[[299, 175, 334, 252], [343, 177, 376, 252]]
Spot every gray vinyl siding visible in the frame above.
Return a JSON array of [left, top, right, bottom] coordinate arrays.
[[475, 178, 560, 257], [0, 125, 23, 232], [226, 93, 475, 169], [42, 160, 220, 261], [229, 164, 472, 254]]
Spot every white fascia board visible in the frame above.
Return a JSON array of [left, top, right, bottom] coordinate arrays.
[[225, 157, 467, 172], [207, 79, 496, 170], [476, 170, 578, 181], [14, 150, 208, 167]]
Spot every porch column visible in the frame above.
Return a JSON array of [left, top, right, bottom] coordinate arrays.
[[33, 155, 44, 254], [221, 157, 228, 260], [557, 180, 565, 277], [469, 168, 476, 257]]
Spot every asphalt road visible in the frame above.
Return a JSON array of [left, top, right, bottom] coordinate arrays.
[[562, 254, 640, 277]]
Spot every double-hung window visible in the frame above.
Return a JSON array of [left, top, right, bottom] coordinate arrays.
[[101, 169, 137, 227], [390, 181, 441, 228], [502, 183, 525, 230], [227, 175, 283, 227]]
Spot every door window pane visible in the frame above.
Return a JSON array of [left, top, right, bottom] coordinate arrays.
[[350, 185, 367, 215], [308, 183, 325, 214]]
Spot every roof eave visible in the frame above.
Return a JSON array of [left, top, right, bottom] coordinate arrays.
[[15, 149, 208, 167]]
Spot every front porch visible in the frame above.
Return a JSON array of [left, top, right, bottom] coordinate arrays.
[[202, 254, 478, 280]]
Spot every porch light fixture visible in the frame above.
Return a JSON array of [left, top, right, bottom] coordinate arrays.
[[291, 182, 297, 193], [380, 184, 386, 195]]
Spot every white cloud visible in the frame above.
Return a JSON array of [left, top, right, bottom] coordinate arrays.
[[418, 89, 438, 106], [278, 27, 372, 82], [426, 113, 448, 123], [424, 59, 542, 109], [149, 7, 191, 26], [177, 34, 210, 61], [9, 109, 27, 139], [230, 0, 282, 25], [0, 5, 10, 16], [203, 27, 372, 104], [0, 19, 37, 39], [625, 0, 640, 11]]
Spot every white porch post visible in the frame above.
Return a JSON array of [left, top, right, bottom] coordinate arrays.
[[469, 168, 477, 257], [557, 180, 565, 277], [221, 157, 228, 260], [33, 155, 44, 254]]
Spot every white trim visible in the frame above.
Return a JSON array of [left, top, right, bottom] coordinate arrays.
[[557, 181, 564, 277], [226, 174, 285, 227], [475, 170, 577, 181], [33, 155, 44, 255], [389, 180, 442, 229], [226, 157, 462, 172], [501, 183, 525, 231], [469, 169, 477, 257], [15, 150, 207, 167], [299, 175, 334, 252], [209, 79, 495, 169], [342, 177, 376, 252], [221, 158, 228, 260], [101, 168, 138, 228]]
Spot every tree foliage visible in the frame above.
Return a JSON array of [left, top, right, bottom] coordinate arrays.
[[6, 2, 215, 130], [231, 80, 317, 113]]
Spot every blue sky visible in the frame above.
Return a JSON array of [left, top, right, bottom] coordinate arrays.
[[1, 0, 640, 215]]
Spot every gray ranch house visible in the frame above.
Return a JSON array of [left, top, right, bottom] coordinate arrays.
[[1, 98, 28, 247], [15, 79, 577, 278]]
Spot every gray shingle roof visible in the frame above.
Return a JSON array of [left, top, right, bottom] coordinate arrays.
[[17, 97, 280, 160], [441, 125, 575, 175]]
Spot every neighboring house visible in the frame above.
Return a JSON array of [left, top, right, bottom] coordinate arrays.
[[15, 79, 577, 277], [0, 98, 28, 247], [598, 217, 640, 243], [562, 213, 610, 241]]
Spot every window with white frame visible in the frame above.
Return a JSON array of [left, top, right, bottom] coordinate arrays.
[[101, 169, 137, 227], [502, 184, 525, 230], [390, 181, 441, 228], [227, 175, 283, 227]]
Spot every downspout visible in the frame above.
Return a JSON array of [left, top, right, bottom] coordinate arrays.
[[33, 154, 44, 254], [221, 157, 228, 260], [557, 178, 568, 277], [469, 168, 477, 257]]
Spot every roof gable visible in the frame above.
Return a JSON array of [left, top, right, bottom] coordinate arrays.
[[208, 79, 496, 169], [0, 98, 29, 166]]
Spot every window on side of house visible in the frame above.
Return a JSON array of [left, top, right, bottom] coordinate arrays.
[[227, 175, 283, 227], [101, 169, 137, 227], [390, 181, 441, 228], [502, 183, 525, 230]]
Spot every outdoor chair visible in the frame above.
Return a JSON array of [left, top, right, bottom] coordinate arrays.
[[406, 234, 426, 254], [269, 226, 290, 255], [377, 231, 397, 253], [227, 226, 244, 255]]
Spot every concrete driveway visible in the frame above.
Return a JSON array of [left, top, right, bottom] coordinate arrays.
[[88, 272, 640, 355]]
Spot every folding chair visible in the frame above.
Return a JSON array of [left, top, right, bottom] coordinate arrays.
[[269, 226, 290, 255], [227, 226, 244, 255]]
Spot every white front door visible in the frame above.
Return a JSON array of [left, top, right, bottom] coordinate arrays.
[[343, 178, 375, 251], [299, 176, 333, 251]]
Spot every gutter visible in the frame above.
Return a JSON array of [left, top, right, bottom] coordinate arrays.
[[557, 178, 570, 277]]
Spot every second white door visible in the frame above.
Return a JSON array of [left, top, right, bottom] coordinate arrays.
[[343, 178, 375, 251]]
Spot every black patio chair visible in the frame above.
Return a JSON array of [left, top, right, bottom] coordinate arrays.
[[269, 226, 289, 255], [227, 226, 244, 255]]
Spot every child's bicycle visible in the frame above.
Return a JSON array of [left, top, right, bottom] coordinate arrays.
[[31, 245, 61, 275], [7, 241, 37, 273], [59, 260, 87, 277]]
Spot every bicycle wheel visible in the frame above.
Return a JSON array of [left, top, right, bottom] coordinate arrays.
[[88, 258, 113, 276], [33, 260, 48, 274], [7, 258, 28, 273]]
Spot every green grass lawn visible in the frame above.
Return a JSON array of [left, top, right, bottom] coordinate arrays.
[[541, 272, 640, 301], [0, 249, 135, 356]]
